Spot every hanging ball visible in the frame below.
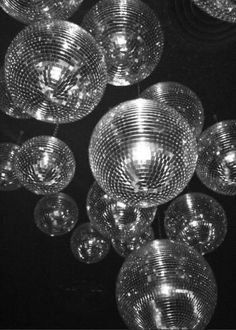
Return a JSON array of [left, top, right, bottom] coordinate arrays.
[[196, 120, 236, 195], [70, 223, 110, 264], [116, 239, 217, 330], [5, 20, 107, 123], [193, 0, 236, 23], [82, 0, 164, 86], [13, 136, 76, 195]]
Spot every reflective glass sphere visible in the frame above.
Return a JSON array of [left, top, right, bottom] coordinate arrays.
[[0, 143, 21, 191], [13, 136, 76, 195], [5, 20, 107, 123], [89, 98, 198, 208], [193, 0, 236, 23], [112, 226, 154, 258], [87, 181, 157, 240], [82, 0, 164, 86], [0, 0, 83, 24], [141, 81, 204, 137], [34, 193, 79, 236], [164, 193, 227, 254], [196, 120, 236, 195], [70, 223, 110, 264], [116, 239, 217, 330]]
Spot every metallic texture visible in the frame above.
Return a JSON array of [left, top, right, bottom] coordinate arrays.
[[193, 0, 236, 23]]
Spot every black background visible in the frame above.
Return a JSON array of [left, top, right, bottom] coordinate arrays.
[[0, 0, 236, 328]]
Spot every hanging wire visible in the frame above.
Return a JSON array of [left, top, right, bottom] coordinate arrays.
[[52, 123, 60, 137], [137, 83, 141, 98], [16, 130, 24, 145]]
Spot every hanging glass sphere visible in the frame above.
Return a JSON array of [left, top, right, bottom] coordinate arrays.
[[116, 239, 217, 330], [89, 98, 198, 208], [112, 226, 154, 258], [34, 193, 79, 236], [13, 136, 76, 195], [0, 0, 84, 24], [196, 120, 236, 195], [87, 181, 157, 240], [70, 223, 110, 264], [4, 20, 107, 124], [82, 0, 164, 86], [0, 143, 21, 191], [193, 0, 236, 23], [141, 81, 204, 137], [164, 193, 227, 254]]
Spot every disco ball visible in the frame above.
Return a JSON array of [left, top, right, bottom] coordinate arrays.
[[87, 181, 157, 240], [13, 136, 76, 195], [5, 20, 107, 123], [196, 120, 236, 195], [0, 0, 83, 24], [82, 0, 164, 86], [193, 0, 236, 23], [70, 223, 110, 264], [89, 98, 198, 208], [116, 239, 217, 330], [164, 193, 227, 254], [0, 143, 21, 191], [34, 193, 79, 236], [112, 226, 154, 258], [141, 81, 204, 137]]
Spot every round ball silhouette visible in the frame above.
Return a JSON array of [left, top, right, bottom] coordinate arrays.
[[193, 0, 236, 23]]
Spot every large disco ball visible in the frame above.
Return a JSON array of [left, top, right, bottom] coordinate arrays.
[[0, 0, 83, 24], [193, 0, 236, 23], [13, 136, 76, 195], [82, 0, 164, 86], [70, 223, 110, 264], [0, 143, 21, 191], [196, 120, 236, 195], [164, 193, 227, 254], [116, 239, 217, 330], [4, 20, 107, 123], [89, 98, 198, 208], [87, 181, 157, 240], [34, 193, 79, 236], [141, 81, 204, 137]]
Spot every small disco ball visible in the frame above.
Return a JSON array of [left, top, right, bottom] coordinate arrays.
[[141, 81, 204, 137], [34, 193, 79, 236], [70, 223, 110, 264], [193, 0, 236, 23], [112, 226, 154, 258], [116, 239, 217, 330], [5, 20, 107, 124], [87, 181, 157, 240], [89, 98, 198, 208], [82, 0, 164, 86], [0, 143, 21, 191], [196, 120, 236, 195], [164, 193, 227, 254], [13, 135, 76, 195], [0, 0, 83, 24]]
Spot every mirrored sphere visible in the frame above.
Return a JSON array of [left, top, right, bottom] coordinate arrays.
[[0, 0, 83, 24], [112, 226, 154, 258], [141, 81, 204, 137], [164, 193, 227, 254], [82, 0, 164, 86], [116, 239, 217, 330], [193, 0, 236, 23], [5, 20, 107, 123], [196, 120, 236, 195], [34, 193, 79, 236], [13, 136, 76, 195], [89, 98, 198, 208], [87, 181, 157, 240], [0, 143, 21, 191], [70, 223, 110, 264]]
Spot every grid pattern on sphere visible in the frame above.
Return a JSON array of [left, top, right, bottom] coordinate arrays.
[[82, 0, 164, 86], [4, 20, 107, 123], [116, 240, 217, 330], [193, 0, 236, 23]]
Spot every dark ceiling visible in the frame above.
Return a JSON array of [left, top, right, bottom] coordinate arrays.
[[0, 0, 236, 329]]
